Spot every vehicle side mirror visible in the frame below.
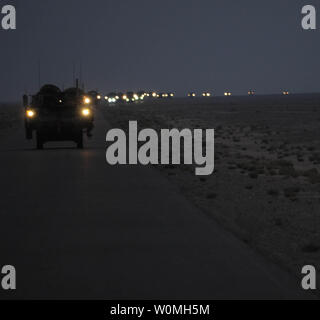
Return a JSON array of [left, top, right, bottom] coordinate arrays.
[[23, 94, 28, 107]]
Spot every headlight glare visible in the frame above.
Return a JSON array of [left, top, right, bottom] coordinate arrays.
[[84, 97, 91, 104], [82, 108, 91, 117], [26, 109, 36, 118]]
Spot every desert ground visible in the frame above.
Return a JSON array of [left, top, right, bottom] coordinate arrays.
[[0, 95, 319, 298], [102, 94, 320, 285], [0, 103, 20, 133]]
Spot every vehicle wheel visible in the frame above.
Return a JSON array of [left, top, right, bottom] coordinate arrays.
[[36, 132, 44, 150], [77, 132, 83, 149]]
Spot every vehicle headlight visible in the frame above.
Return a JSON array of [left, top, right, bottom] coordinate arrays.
[[26, 109, 36, 118], [81, 108, 91, 117], [134, 94, 139, 100], [84, 97, 91, 104], [97, 95, 101, 100]]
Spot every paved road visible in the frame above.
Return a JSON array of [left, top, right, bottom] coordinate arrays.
[[0, 107, 309, 299]]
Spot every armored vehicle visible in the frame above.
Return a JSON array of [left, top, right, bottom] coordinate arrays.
[[23, 84, 94, 149]]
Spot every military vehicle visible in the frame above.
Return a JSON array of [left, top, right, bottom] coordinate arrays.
[[87, 90, 101, 106], [106, 92, 119, 104], [23, 84, 94, 149], [137, 91, 146, 101], [116, 92, 125, 103], [125, 92, 138, 103]]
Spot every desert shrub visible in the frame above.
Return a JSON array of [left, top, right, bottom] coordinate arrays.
[[302, 243, 320, 253], [278, 166, 298, 178], [267, 189, 279, 196], [206, 193, 217, 199], [283, 186, 300, 198]]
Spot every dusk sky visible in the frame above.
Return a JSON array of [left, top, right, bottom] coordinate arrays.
[[0, 0, 319, 100]]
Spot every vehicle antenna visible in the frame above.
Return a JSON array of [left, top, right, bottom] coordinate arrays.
[[73, 62, 76, 87], [38, 59, 41, 90], [80, 59, 82, 88]]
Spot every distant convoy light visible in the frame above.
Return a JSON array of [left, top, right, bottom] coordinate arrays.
[[26, 109, 36, 118], [81, 108, 91, 117], [91, 89, 299, 102], [89, 89, 295, 101]]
